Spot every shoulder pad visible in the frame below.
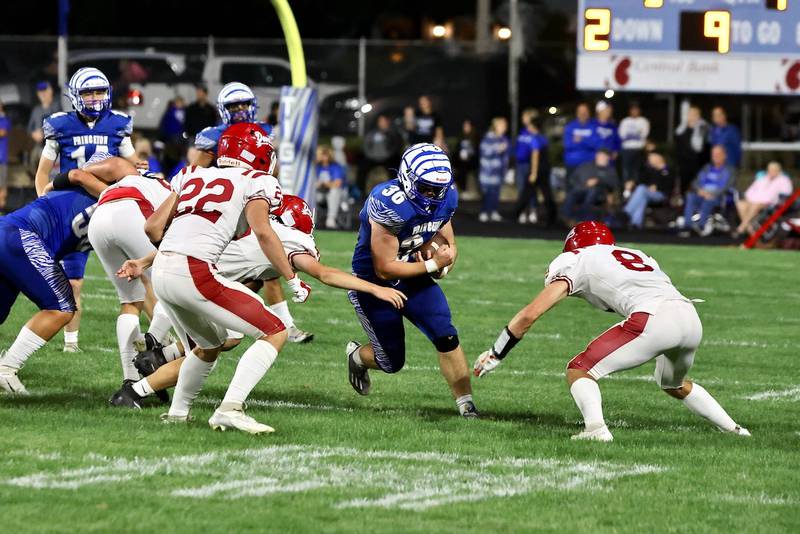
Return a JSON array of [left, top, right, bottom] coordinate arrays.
[[194, 126, 221, 151]]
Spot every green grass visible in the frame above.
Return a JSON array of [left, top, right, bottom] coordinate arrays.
[[1, 232, 798, 533]]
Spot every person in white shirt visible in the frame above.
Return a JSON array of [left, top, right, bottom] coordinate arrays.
[[473, 221, 750, 442], [618, 102, 650, 185]]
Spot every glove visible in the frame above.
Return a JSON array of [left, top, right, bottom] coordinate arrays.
[[287, 275, 311, 303], [473, 350, 502, 378]]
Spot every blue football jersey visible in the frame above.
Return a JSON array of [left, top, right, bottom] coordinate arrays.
[[43, 110, 133, 171], [3, 189, 97, 261], [194, 122, 273, 154], [352, 179, 458, 281]]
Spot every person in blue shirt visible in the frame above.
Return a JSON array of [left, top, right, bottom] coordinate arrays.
[[315, 144, 347, 229], [189, 82, 311, 344], [478, 117, 510, 222], [514, 112, 556, 226], [592, 100, 621, 158], [0, 155, 125, 394], [710, 106, 742, 168], [0, 99, 10, 212], [32, 67, 137, 353], [563, 102, 598, 177], [347, 143, 478, 418], [679, 145, 736, 237]]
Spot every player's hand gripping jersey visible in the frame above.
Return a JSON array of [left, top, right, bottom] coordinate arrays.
[[545, 244, 687, 317], [160, 165, 282, 263], [351, 179, 458, 281]]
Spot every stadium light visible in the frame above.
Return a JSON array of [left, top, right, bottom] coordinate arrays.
[[360, 103, 373, 113], [548, 106, 558, 115], [497, 26, 512, 40], [431, 24, 447, 38], [604, 89, 615, 99]]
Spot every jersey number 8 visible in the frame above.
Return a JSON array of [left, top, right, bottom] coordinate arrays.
[[612, 249, 654, 272]]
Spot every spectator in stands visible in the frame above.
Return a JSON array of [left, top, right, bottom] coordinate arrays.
[[675, 105, 710, 195], [27, 81, 60, 145], [478, 117, 510, 223], [563, 102, 597, 178], [734, 161, 793, 237], [618, 101, 650, 183], [316, 144, 347, 229], [159, 97, 186, 174], [679, 145, 736, 237], [398, 106, 416, 146], [360, 114, 402, 195], [267, 101, 280, 128], [183, 85, 217, 138], [411, 95, 444, 148], [454, 119, 477, 194], [593, 100, 621, 160], [134, 138, 162, 176], [514, 112, 555, 226], [562, 148, 619, 224], [622, 151, 675, 229], [0, 100, 9, 212], [710, 106, 742, 168]]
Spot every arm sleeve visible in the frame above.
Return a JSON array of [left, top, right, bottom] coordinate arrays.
[[544, 252, 581, 295], [42, 117, 57, 140], [119, 136, 135, 158], [366, 195, 406, 235], [42, 139, 59, 161]]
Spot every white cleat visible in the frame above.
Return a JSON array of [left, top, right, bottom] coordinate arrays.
[[0, 365, 28, 395], [160, 412, 193, 424], [730, 425, 752, 437], [571, 423, 614, 442], [209, 408, 275, 434], [63, 342, 82, 353], [287, 325, 314, 344]]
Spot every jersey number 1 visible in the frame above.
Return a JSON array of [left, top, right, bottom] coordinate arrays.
[[176, 178, 234, 223], [612, 249, 654, 272]]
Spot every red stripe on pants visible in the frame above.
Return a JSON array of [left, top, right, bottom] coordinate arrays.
[[567, 312, 650, 372], [187, 256, 285, 336]]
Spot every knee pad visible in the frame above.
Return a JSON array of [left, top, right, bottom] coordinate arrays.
[[433, 334, 460, 353]]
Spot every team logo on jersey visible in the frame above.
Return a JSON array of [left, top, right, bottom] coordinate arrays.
[[72, 135, 109, 146], [411, 221, 443, 235]]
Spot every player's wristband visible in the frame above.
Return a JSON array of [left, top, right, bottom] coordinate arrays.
[[490, 326, 521, 360], [51, 171, 72, 191], [424, 259, 439, 274]]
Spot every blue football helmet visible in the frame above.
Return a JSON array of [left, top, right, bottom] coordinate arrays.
[[68, 67, 112, 119], [398, 143, 453, 212], [217, 82, 258, 124]]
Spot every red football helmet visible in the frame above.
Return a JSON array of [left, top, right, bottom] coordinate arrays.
[[217, 122, 276, 173], [563, 221, 615, 252], [274, 194, 314, 235]]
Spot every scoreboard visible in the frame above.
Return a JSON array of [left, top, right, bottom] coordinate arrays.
[[577, 0, 800, 94]]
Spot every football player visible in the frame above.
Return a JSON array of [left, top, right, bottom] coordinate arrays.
[[474, 221, 750, 441], [84, 156, 176, 398], [117, 123, 311, 434], [346, 143, 478, 417], [0, 155, 126, 393], [33, 67, 138, 353], [110, 195, 407, 409], [190, 82, 313, 345]]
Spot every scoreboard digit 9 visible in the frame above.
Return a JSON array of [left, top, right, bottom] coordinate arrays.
[[679, 10, 730, 53]]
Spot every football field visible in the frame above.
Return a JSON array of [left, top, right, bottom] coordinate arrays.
[[1, 232, 798, 533]]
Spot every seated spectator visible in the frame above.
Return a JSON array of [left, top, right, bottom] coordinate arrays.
[[679, 145, 736, 237], [734, 161, 793, 236], [316, 145, 347, 229], [622, 151, 675, 229], [478, 117, 510, 222], [562, 149, 619, 224]]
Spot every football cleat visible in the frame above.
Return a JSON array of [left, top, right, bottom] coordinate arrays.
[[108, 380, 143, 409], [154, 388, 170, 405], [346, 341, 370, 396], [571, 423, 614, 442], [730, 425, 752, 437], [133, 346, 168, 377], [0, 364, 28, 395], [160, 412, 193, 424], [459, 401, 480, 418], [133, 332, 161, 354], [63, 342, 82, 353], [288, 325, 314, 344], [209, 407, 275, 434]]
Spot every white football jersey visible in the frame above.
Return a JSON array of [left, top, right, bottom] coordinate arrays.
[[545, 244, 687, 317], [217, 220, 319, 282], [160, 165, 282, 264], [97, 173, 172, 215]]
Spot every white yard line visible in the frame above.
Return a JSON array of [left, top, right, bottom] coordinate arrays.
[[197, 398, 354, 413], [715, 493, 799, 507], [743, 387, 800, 401]]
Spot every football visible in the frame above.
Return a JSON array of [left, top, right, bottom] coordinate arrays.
[[418, 233, 452, 279]]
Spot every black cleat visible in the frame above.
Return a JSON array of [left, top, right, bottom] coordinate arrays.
[[346, 341, 371, 396], [134, 347, 168, 377], [109, 380, 143, 409], [154, 388, 170, 404], [459, 401, 480, 419]]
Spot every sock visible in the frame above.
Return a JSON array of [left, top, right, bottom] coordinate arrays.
[[570, 377, 605, 429], [132, 377, 155, 398], [148, 302, 172, 343], [0, 327, 47, 370], [270, 300, 294, 329], [64, 330, 78, 344], [116, 314, 141, 381], [456, 394, 474, 413], [681, 382, 737, 432], [352, 347, 364, 367], [162, 343, 182, 362], [220, 340, 278, 409], [169, 353, 214, 417]]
